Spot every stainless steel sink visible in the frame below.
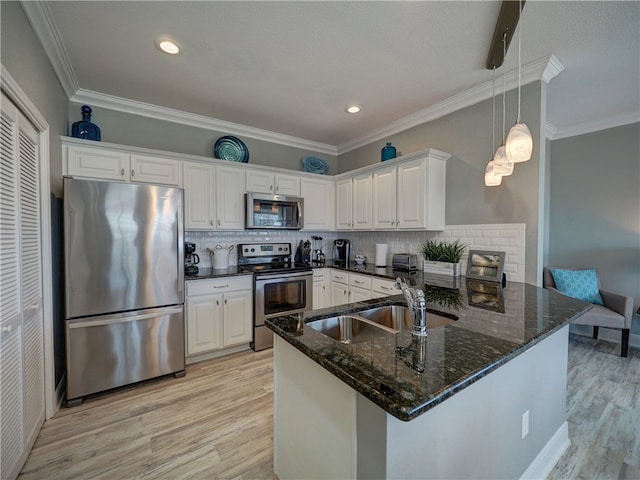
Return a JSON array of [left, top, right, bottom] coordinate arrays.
[[358, 305, 457, 330], [307, 315, 396, 344]]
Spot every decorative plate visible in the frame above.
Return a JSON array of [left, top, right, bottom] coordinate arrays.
[[302, 156, 329, 175], [214, 136, 249, 163]]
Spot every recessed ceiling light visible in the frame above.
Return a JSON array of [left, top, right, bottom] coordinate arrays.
[[346, 105, 361, 114], [157, 38, 181, 55]]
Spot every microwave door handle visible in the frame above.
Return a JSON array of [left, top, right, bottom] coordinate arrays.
[[298, 201, 303, 226]]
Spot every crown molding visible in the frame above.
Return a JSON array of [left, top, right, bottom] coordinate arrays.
[[545, 122, 559, 139], [337, 55, 564, 155], [20, 0, 78, 98], [71, 89, 338, 155], [546, 111, 640, 141]]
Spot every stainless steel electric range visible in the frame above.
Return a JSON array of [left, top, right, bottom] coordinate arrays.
[[238, 242, 313, 351]]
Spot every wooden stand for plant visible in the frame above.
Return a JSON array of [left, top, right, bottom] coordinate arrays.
[[423, 260, 462, 277]]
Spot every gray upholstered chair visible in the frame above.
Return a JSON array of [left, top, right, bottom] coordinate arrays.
[[543, 267, 633, 357]]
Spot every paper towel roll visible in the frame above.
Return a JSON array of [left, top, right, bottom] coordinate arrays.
[[375, 244, 388, 267]]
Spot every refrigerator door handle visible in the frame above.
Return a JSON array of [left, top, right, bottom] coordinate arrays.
[[177, 201, 184, 297], [67, 306, 184, 329]]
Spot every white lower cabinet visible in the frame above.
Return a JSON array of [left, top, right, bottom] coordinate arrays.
[[312, 268, 331, 310], [325, 269, 400, 307], [371, 277, 400, 299], [185, 276, 252, 360]]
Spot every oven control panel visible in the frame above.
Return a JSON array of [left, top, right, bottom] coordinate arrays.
[[239, 243, 291, 258]]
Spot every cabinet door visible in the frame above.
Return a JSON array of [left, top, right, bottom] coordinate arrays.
[[66, 145, 129, 181], [222, 290, 252, 347], [302, 177, 335, 230], [216, 166, 245, 230], [186, 294, 222, 355], [349, 285, 371, 303], [335, 178, 352, 230], [313, 279, 326, 310], [183, 162, 215, 230], [330, 282, 349, 307], [246, 170, 274, 194], [275, 173, 300, 196], [397, 159, 427, 230], [130, 154, 182, 186], [352, 173, 372, 230], [372, 166, 397, 229]]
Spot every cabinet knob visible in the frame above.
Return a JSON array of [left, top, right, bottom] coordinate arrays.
[[121, 168, 125, 176], [270, 185, 273, 191], [224, 299, 227, 304], [216, 300, 219, 306], [276, 186, 279, 192], [210, 220, 214, 226], [217, 220, 221, 226], [131, 169, 135, 177]]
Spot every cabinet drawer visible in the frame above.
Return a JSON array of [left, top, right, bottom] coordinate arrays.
[[371, 277, 399, 295], [349, 273, 371, 290], [330, 270, 349, 284], [313, 268, 327, 280], [186, 276, 252, 296]]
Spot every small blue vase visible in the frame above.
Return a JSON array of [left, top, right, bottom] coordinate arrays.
[[71, 105, 101, 141], [381, 142, 396, 161]]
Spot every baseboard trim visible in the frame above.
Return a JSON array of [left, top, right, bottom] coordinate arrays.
[[570, 324, 640, 350], [520, 421, 570, 480]]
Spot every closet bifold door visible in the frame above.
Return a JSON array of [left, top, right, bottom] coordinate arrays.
[[0, 91, 45, 480]]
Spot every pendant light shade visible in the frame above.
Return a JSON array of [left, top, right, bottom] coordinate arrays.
[[505, 0, 532, 163], [484, 161, 503, 186], [492, 146, 515, 175], [506, 122, 533, 162]]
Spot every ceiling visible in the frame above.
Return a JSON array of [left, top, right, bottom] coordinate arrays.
[[26, 1, 640, 153]]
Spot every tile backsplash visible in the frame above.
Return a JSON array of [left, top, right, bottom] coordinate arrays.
[[186, 223, 525, 282]]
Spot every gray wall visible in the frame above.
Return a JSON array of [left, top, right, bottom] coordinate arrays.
[[68, 101, 338, 176], [1, 1, 70, 385], [338, 82, 546, 285], [549, 123, 640, 333], [2, 1, 69, 197]]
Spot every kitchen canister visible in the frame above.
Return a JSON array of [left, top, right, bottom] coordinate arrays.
[[381, 142, 396, 161], [375, 243, 388, 267], [208, 245, 234, 269]]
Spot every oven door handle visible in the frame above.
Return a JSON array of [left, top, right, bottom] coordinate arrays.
[[255, 271, 312, 281]]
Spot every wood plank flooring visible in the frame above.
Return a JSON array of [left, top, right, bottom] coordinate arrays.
[[18, 334, 639, 479]]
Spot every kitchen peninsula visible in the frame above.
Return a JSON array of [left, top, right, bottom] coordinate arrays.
[[266, 274, 590, 479]]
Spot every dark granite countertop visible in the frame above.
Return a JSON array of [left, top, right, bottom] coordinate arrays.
[[184, 267, 252, 280], [265, 278, 591, 421]]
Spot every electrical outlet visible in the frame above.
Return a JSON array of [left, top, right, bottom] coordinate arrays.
[[521, 410, 530, 439]]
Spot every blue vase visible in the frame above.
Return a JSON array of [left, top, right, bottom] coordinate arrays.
[[71, 105, 101, 141], [381, 142, 396, 161]]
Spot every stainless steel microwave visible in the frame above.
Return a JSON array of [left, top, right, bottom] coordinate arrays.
[[245, 192, 304, 230]]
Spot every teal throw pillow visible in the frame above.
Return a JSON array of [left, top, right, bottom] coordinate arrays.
[[550, 269, 604, 305]]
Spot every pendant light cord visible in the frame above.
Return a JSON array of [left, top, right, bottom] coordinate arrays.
[[502, 32, 506, 144], [492, 66, 496, 152], [517, 0, 522, 122]]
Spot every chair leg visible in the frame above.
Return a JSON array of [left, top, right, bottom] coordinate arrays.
[[592, 326, 599, 339], [621, 329, 630, 358]]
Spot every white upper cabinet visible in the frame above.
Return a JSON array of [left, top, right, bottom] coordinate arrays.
[[64, 142, 181, 186], [216, 166, 245, 230], [246, 169, 300, 196], [130, 154, 182, 186], [65, 144, 130, 182], [338, 149, 449, 232], [335, 178, 353, 230], [183, 161, 216, 230], [301, 177, 335, 230]]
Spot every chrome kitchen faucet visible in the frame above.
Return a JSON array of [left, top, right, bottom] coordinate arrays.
[[395, 277, 428, 337]]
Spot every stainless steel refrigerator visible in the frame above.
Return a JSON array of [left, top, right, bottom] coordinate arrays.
[[64, 177, 185, 405]]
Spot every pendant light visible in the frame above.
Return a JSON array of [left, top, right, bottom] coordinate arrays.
[[493, 33, 514, 176], [505, 0, 533, 163], [485, 67, 504, 187]]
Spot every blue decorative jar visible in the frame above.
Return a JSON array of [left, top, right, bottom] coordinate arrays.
[[381, 142, 396, 161], [71, 105, 101, 141]]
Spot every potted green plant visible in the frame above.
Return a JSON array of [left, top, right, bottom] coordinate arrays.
[[421, 239, 466, 277]]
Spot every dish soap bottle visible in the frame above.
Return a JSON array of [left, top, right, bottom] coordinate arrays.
[[71, 105, 101, 141], [381, 142, 396, 161]]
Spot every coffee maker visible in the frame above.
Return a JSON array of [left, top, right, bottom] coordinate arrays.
[[333, 239, 351, 266], [312, 235, 325, 265], [184, 242, 200, 276]]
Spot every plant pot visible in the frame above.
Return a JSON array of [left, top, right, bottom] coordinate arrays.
[[423, 260, 462, 277]]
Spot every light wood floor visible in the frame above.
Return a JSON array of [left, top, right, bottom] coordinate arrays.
[[19, 334, 639, 480]]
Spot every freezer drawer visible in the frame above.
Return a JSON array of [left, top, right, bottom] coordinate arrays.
[[66, 306, 185, 402]]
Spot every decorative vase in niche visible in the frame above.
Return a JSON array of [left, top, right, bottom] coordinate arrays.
[[381, 142, 396, 161], [71, 105, 101, 141]]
